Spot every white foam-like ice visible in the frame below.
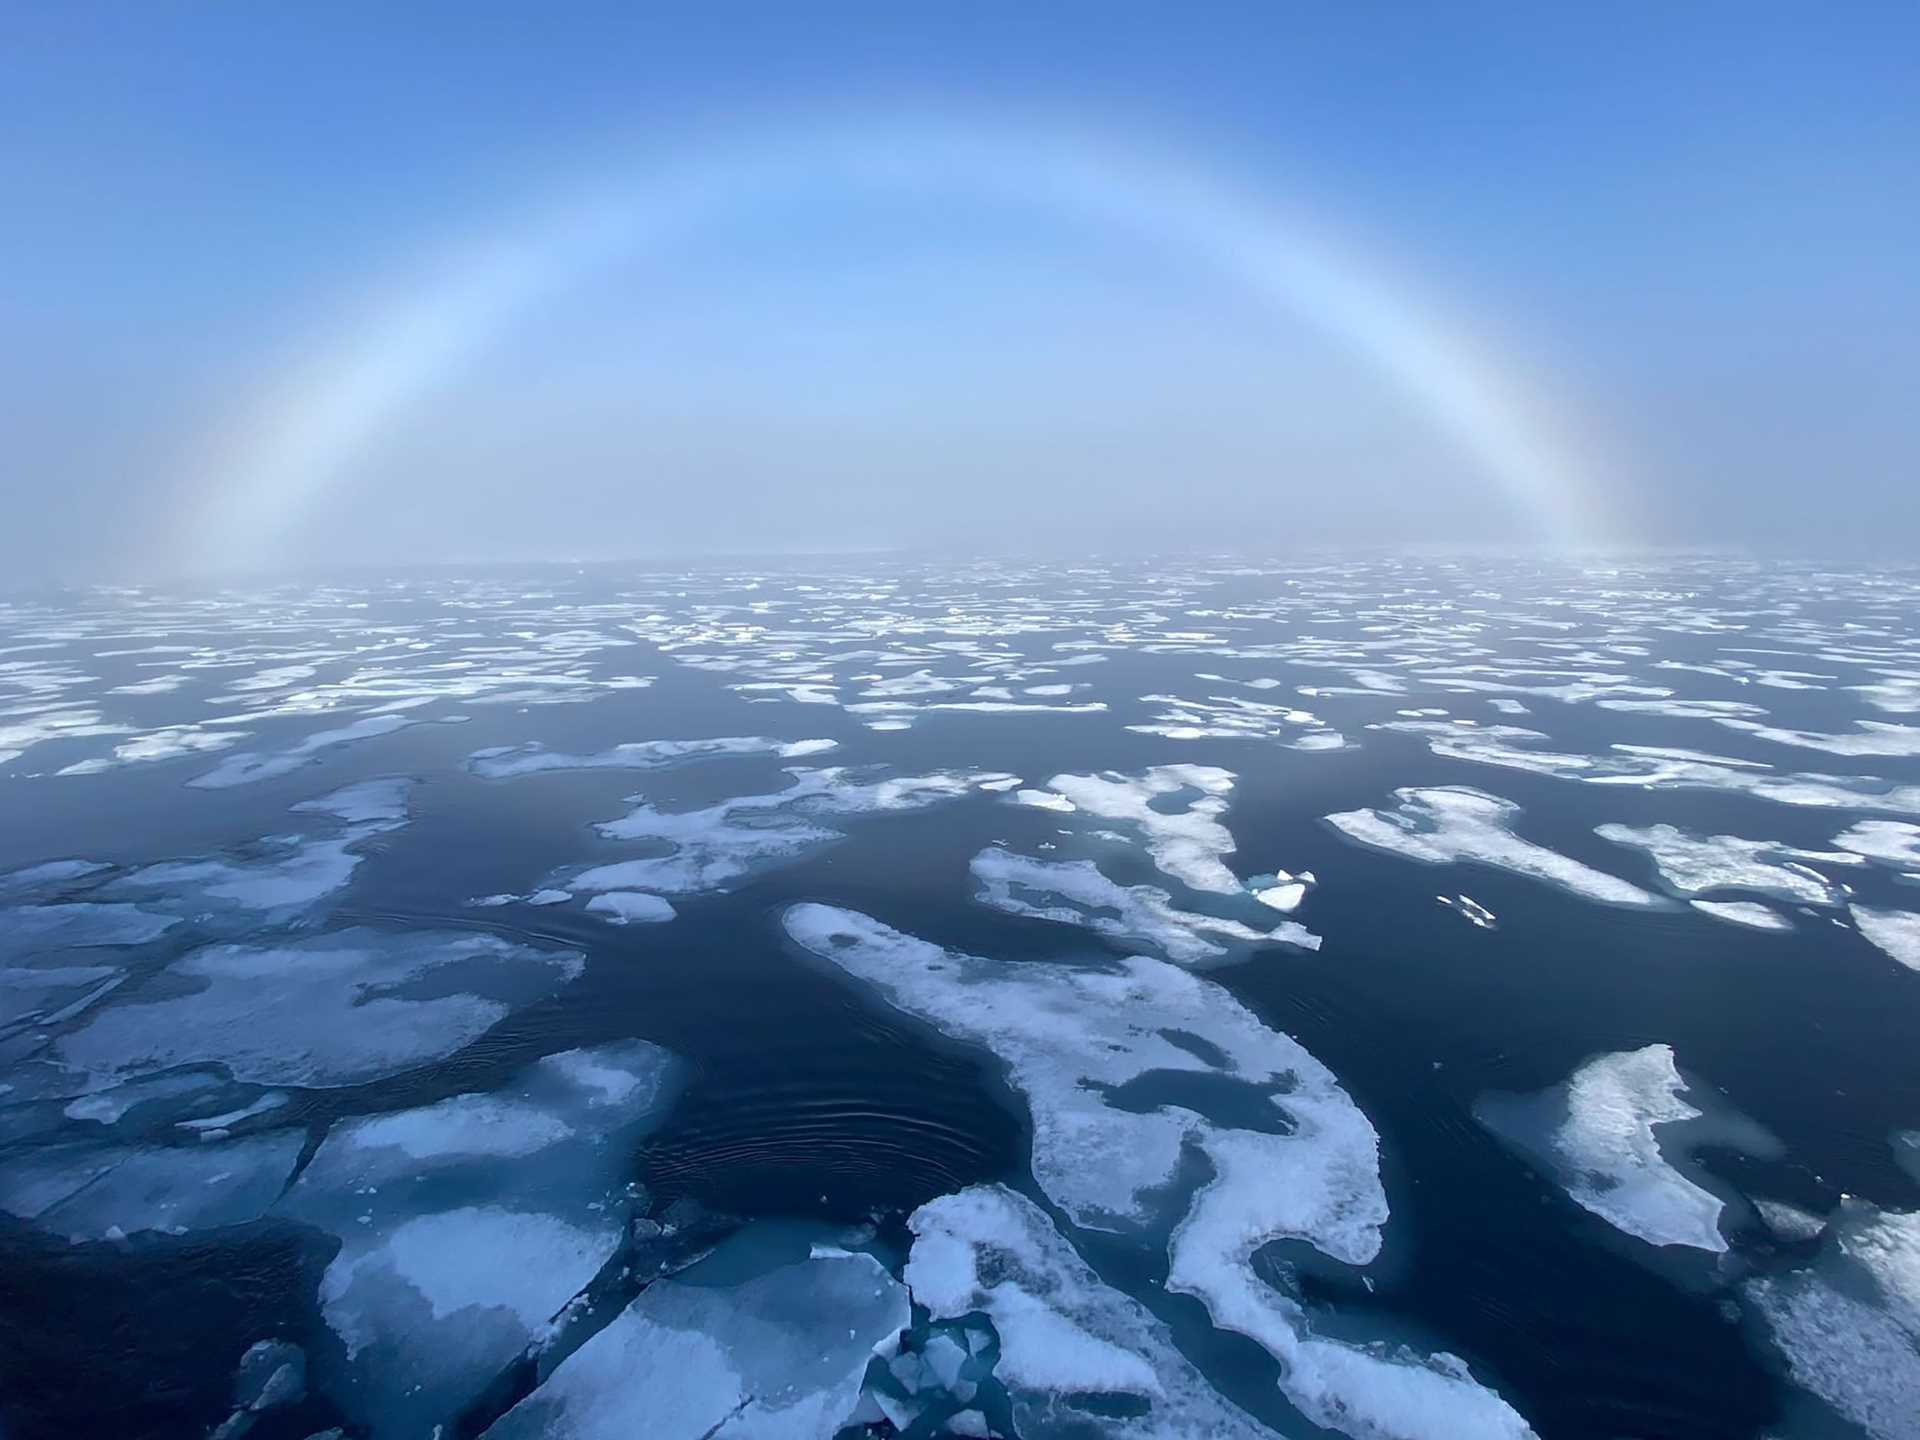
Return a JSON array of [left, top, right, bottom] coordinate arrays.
[[1044, 765, 1244, 894], [906, 1184, 1271, 1439], [1595, 823, 1854, 907], [189, 714, 416, 788], [467, 735, 835, 779], [971, 849, 1319, 965], [1328, 787, 1661, 908]]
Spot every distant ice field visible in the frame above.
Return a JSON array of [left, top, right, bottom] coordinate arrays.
[[3, 556, 1919, 1440]]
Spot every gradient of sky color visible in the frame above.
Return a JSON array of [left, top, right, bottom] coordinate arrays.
[[3, 2, 1916, 579]]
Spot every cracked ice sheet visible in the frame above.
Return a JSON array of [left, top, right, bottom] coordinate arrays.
[[55, 926, 583, 1092], [483, 1245, 907, 1440], [970, 849, 1318, 965], [906, 1184, 1272, 1440], [1042, 765, 1245, 894], [1594, 823, 1857, 907], [568, 766, 1005, 897], [784, 905, 1530, 1440], [282, 1040, 681, 1440], [1327, 786, 1661, 908], [1746, 1201, 1920, 1440], [1476, 1045, 1773, 1252], [466, 735, 835, 779]]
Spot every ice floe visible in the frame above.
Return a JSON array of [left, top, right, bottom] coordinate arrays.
[[1477, 1045, 1773, 1252], [1690, 899, 1793, 931], [188, 714, 415, 788], [1043, 766, 1244, 894], [970, 849, 1318, 964], [1850, 906, 1920, 972], [584, 892, 676, 925], [483, 1242, 907, 1439], [1327, 787, 1661, 908], [56, 926, 583, 1091], [1594, 822, 1856, 907], [1834, 820, 1920, 872], [467, 735, 834, 779]]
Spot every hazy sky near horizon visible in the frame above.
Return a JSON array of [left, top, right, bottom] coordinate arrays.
[[3, 3, 1916, 580]]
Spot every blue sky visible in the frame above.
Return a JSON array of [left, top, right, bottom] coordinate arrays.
[[3, 3, 1916, 577]]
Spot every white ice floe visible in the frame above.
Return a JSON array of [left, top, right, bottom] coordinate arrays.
[[0, 901, 178, 965], [56, 927, 583, 1091], [971, 849, 1319, 965], [569, 767, 991, 897], [284, 1040, 681, 1439], [290, 776, 414, 830], [1691, 899, 1793, 931], [785, 905, 1530, 1440], [55, 723, 248, 776], [1250, 870, 1314, 913], [1477, 1045, 1772, 1252], [187, 713, 416, 789], [906, 1184, 1272, 1440], [467, 735, 834, 779], [1747, 1201, 1920, 1440], [484, 1244, 907, 1440], [0, 858, 110, 898], [1716, 717, 1920, 758], [1594, 823, 1856, 907], [584, 892, 676, 925], [0, 1131, 304, 1242], [1044, 765, 1244, 894], [1437, 894, 1497, 929], [1327, 787, 1661, 908], [1834, 820, 1920, 871], [1851, 906, 1920, 972], [1127, 693, 1342, 749], [1011, 788, 1076, 813]]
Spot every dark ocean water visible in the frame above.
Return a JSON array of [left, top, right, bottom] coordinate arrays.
[[2, 557, 1917, 1440]]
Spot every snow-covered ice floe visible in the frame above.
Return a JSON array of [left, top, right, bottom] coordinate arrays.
[[566, 766, 1000, 898], [971, 849, 1318, 965], [1040, 765, 1245, 894], [906, 1184, 1273, 1439], [188, 713, 416, 788], [1833, 819, 1920, 873], [466, 735, 835, 779], [484, 1237, 906, 1439], [784, 904, 1534, 1439], [1746, 1200, 1920, 1440], [1477, 1044, 1775, 1253], [1850, 905, 1920, 973], [1594, 822, 1856, 908], [1327, 786, 1661, 908]]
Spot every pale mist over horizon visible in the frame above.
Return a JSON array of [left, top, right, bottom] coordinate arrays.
[[4, 6, 1917, 585]]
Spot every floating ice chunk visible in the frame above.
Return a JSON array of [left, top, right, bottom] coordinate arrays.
[[1691, 899, 1792, 931], [483, 1246, 907, 1440], [0, 859, 110, 898], [971, 850, 1318, 965], [54, 724, 245, 777], [1, 964, 122, 1032], [1754, 1199, 1829, 1243], [1851, 906, 1920, 973], [109, 834, 366, 915], [232, 1338, 306, 1413], [1834, 820, 1920, 871], [976, 775, 1022, 792], [1488, 699, 1530, 715], [906, 1185, 1270, 1440], [190, 714, 415, 788], [466, 735, 835, 779], [1596, 823, 1853, 907], [1045, 765, 1244, 894], [284, 1040, 681, 1439], [584, 892, 676, 925], [1327, 787, 1661, 908], [1746, 1201, 1920, 1440], [0, 1131, 304, 1242], [289, 777, 413, 831], [1717, 717, 1920, 757], [1477, 1045, 1771, 1252], [62, 1071, 224, 1125], [0, 902, 178, 965], [178, 1093, 289, 1133], [784, 904, 1381, 1253], [1012, 788, 1075, 813], [1250, 869, 1314, 913], [572, 767, 989, 896], [57, 927, 583, 1090], [467, 888, 572, 908], [1437, 894, 1497, 928]]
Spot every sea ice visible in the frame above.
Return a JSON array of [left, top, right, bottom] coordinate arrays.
[[906, 1184, 1272, 1439], [1327, 787, 1661, 908], [1834, 820, 1920, 871], [467, 735, 834, 779], [1044, 766, 1244, 893], [189, 714, 415, 788], [56, 926, 583, 1090], [970, 849, 1318, 965], [584, 892, 676, 925], [1851, 906, 1920, 973], [1691, 899, 1793, 931], [483, 1245, 907, 1439], [1477, 1045, 1769, 1252], [0, 1131, 304, 1242], [1594, 823, 1854, 907]]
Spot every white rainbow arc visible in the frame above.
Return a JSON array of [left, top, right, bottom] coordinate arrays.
[[185, 114, 1611, 571]]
